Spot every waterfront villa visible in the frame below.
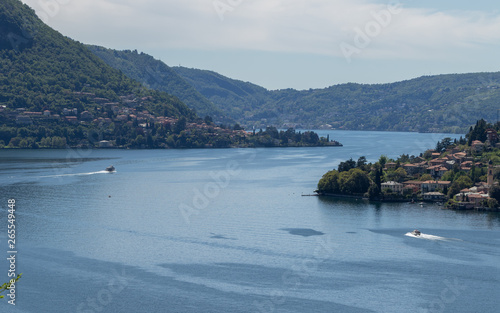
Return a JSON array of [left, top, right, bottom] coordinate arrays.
[[381, 181, 404, 194], [420, 180, 451, 193]]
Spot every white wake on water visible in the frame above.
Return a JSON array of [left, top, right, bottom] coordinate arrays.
[[405, 232, 459, 241], [41, 170, 113, 178]]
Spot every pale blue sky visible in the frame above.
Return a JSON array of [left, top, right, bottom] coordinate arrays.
[[21, 0, 500, 90]]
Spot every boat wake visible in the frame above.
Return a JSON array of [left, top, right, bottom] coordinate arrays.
[[405, 232, 460, 241], [41, 170, 112, 178]]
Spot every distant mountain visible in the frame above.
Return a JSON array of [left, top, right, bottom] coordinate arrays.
[[87, 46, 230, 122], [173, 67, 500, 133], [172, 66, 272, 122], [82, 29, 500, 134]]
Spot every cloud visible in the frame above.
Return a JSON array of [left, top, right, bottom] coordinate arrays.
[[21, 0, 500, 61]]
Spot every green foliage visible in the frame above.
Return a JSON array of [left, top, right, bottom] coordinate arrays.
[[386, 167, 407, 183], [487, 198, 499, 209], [356, 156, 368, 170], [174, 116, 187, 134], [87, 46, 228, 122], [435, 137, 453, 153], [378, 155, 388, 168], [318, 170, 341, 194], [339, 168, 371, 195], [419, 174, 433, 181], [466, 119, 489, 145], [318, 168, 370, 195], [338, 158, 356, 172], [245, 128, 336, 148], [367, 184, 381, 200], [173, 66, 271, 127], [0, 273, 21, 299], [490, 185, 500, 203], [448, 176, 473, 199]]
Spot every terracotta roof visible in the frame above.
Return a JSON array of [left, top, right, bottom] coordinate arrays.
[[421, 180, 451, 185]]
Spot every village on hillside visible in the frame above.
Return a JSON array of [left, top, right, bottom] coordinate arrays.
[[317, 124, 500, 211], [381, 129, 499, 210], [0, 92, 342, 149], [0, 92, 245, 148], [0, 91, 258, 149]]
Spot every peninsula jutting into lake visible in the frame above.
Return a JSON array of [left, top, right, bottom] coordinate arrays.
[[317, 119, 500, 211]]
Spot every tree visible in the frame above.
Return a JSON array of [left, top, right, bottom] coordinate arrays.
[[146, 134, 154, 148], [339, 168, 371, 195], [448, 176, 473, 199], [489, 185, 500, 203], [338, 158, 356, 172], [265, 126, 279, 139], [357, 156, 367, 170], [419, 174, 433, 181], [318, 170, 341, 194], [204, 116, 213, 125], [368, 184, 381, 200], [379, 155, 388, 169], [387, 167, 407, 183], [174, 116, 187, 134], [436, 137, 453, 153], [374, 165, 382, 190], [487, 198, 499, 209]]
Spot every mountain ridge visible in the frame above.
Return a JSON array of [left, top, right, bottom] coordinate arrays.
[[4, 0, 499, 135], [87, 46, 231, 123], [172, 66, 500, 133]]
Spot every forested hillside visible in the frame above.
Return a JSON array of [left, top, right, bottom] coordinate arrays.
[[87, 46, 229, 122], [0, 0, 193, 119], [86, 42, 500, 134], [0, 0, 241, 149], [173, 67, 500, 133]]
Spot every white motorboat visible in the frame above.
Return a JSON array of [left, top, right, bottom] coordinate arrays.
[[411, 229, 421, 236]]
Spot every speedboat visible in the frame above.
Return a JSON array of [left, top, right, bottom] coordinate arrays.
[[411, 229, 421, 236], [105, 165, 115, 172]]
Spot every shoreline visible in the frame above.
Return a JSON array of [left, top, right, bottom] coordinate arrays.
[[315, 193, 500, 212], [0, 142, 343, 150]]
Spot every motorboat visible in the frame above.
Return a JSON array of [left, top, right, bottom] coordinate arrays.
[[411, 229, 421, 236], [105, 165, 115, 172]]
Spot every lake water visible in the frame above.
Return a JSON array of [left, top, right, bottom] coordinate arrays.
[[1, 130, 499, 313]]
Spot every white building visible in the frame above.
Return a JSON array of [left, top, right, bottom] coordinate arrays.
[[381, 181, 404, 194]]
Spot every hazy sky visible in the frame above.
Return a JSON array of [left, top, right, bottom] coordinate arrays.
[[20, 0, 500, 90]]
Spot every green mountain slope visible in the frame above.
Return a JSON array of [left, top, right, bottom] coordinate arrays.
[[0, 0, 194, 119], [173, 67, 500, 133], [87, 46, 229, 122], [173, 66, 272, 123]]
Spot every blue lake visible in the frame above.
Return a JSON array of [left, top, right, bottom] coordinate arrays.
[[1, 130, 499, 312]]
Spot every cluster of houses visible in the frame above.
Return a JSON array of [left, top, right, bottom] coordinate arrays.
[[396, 150, 482, 179], [381, 179, 453, 201], [380, 139, 499, 209], [2, 92, 246, 148], [3, 93, 172, 127]]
